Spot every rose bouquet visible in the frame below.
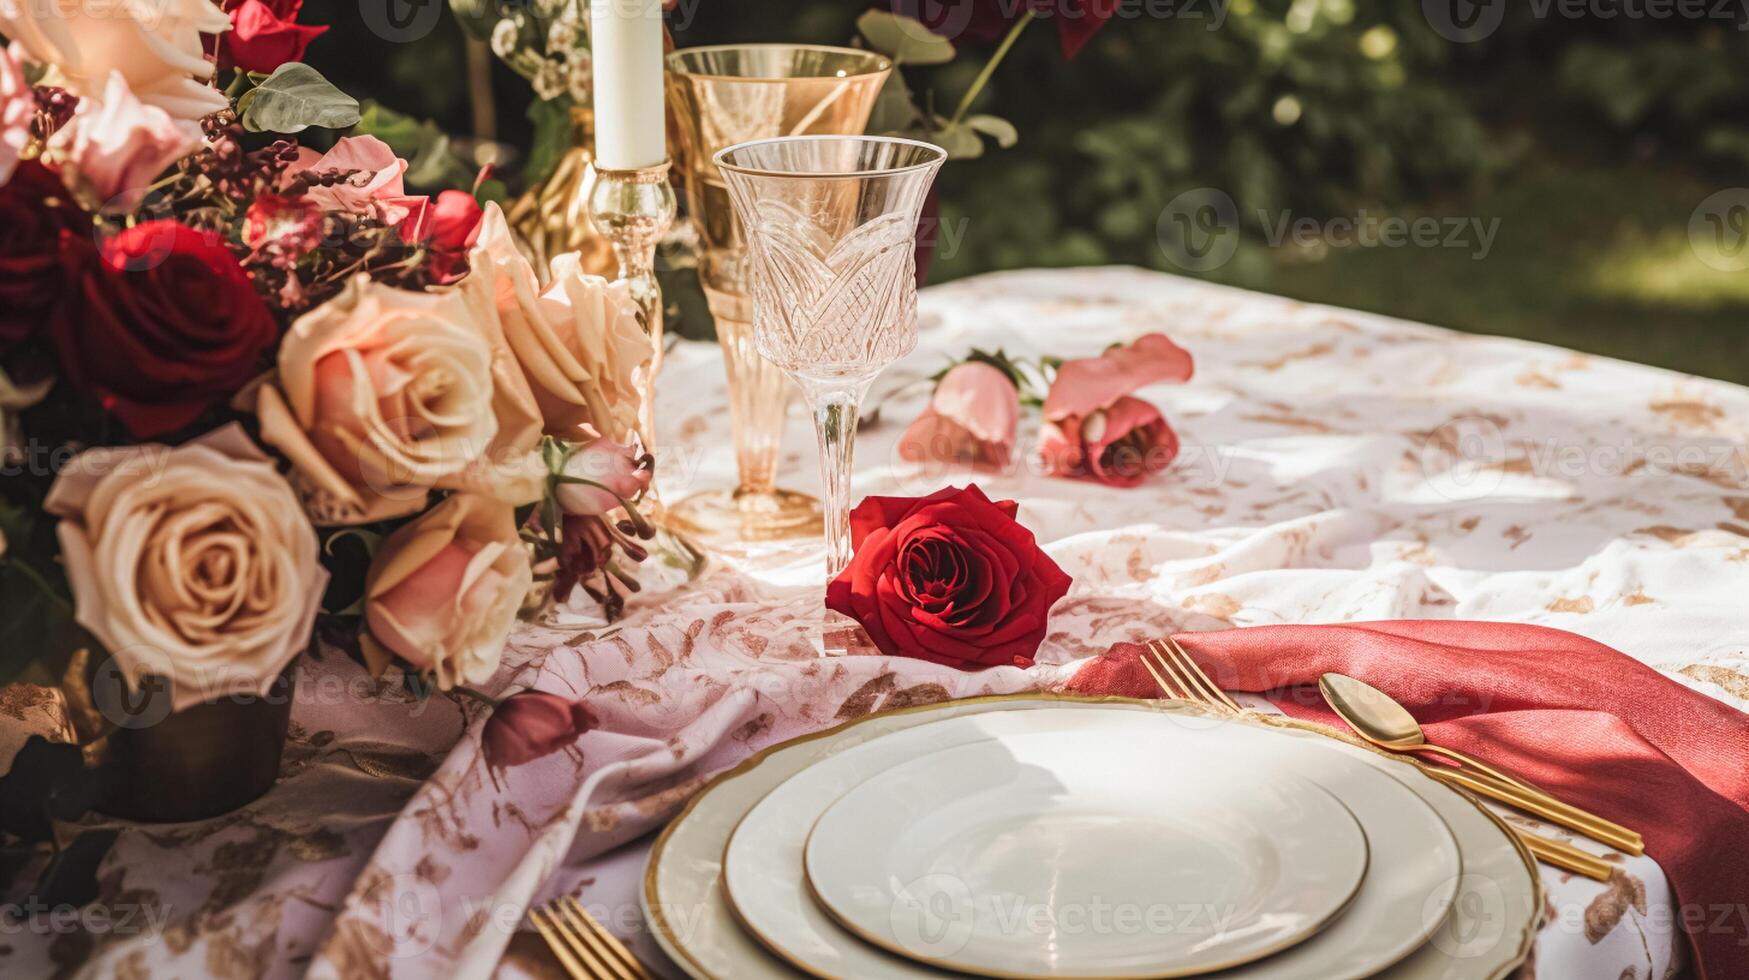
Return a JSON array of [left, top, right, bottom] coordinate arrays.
[[0, 0, 662, 844]]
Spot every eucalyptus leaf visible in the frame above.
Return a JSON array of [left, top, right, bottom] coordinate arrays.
[[965, 114, 1019, 149], [856, 10, 956, 65], [240, 63, 361, 134], [931, 120, 987, 160]]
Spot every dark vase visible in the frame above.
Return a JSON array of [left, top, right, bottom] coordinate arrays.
[[86, 665, 296, 823]]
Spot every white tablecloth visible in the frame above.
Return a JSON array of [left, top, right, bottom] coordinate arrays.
[[5, 267, 1746, 979]]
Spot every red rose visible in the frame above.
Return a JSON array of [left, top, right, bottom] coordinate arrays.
[[53, 220, 278, 438], [826, 485, 1071, 669], [217, 0, 328, 74], [422, 189, 484, 285], [890, 0, 1118, 60], [481, 692, 598, 769], [0, 162, 91, 349]]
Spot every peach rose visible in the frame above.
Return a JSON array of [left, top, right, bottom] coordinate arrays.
[[449, 205, 651, 442], [249, 274, 543, 524], [47, 71, 205, 213], [43, 423, 326, 711], [0, 0, 231, 121], [1, 44, 32, 185], [360, 494, 532, 690]]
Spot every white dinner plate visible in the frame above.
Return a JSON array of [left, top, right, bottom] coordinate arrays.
[[799, 723, 1368, 979], [644, 697, 1540, 980], [721, 707, 1461, 980]]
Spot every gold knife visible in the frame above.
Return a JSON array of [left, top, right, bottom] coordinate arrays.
[[1433, 766, 1644, 856]]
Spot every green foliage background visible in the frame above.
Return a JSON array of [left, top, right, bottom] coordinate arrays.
[[307, 0, 1749, 381]]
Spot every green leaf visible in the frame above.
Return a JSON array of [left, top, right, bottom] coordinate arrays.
[[931, 120, 986, 160], [240, 63, 361, 135], [353, 101, 480, 192], [965, 114, 1018, 149], [868, 69, 926, 138], [0, 500, 80, 688], [524, 96, 577, 188], [856, 10, 956, 65]]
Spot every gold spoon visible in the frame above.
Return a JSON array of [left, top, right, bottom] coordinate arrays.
[[1320, 672, 1644, 855]]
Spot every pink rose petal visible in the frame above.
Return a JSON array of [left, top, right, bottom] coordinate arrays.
[[1043, 332, 1193, 421]]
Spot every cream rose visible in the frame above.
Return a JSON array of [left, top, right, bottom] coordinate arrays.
[[0, 0, 231, 121], [250, 274, 543, 525], [43, 423, 326, 711], [360, 493, 532, 690], [451, 204, 651, 442]]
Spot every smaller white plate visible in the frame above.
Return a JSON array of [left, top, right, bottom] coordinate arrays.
[[802, 726, 1370, 979]]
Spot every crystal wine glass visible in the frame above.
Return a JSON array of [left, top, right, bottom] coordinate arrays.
[[714, 136, 947, 577], [664, 45, 892, 549]]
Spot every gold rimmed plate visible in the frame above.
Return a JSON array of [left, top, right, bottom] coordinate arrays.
[[642, 696, 1539, 980]]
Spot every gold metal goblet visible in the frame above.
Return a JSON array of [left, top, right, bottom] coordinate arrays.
[[664, 44, 892, 550]]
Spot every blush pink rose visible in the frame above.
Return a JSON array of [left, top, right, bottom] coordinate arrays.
[[555, 435, 651, 516], [283, 135, 428, 234], [1039, 333, 1193, 487], [0, 45, 32, 186], [46, 72, 204, 213], [898, 361, 1019, 469], [1039, 395, 1181, 488], [361, 493, 533, 690]]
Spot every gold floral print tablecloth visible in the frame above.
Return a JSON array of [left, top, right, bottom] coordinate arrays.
[[4, 267, 1745, 979]]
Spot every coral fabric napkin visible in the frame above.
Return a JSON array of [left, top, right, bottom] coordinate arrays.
[[1066, 621, 1749, 980]]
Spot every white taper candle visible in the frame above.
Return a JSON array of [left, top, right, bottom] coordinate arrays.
[[588, 0, 667, 170]]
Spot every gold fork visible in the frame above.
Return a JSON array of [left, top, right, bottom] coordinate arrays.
[[1143, 637, 1243, 713], [530, 896, 656, 980], [1140, 638, 1614, 882]]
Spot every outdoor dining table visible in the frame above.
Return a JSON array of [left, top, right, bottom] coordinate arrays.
[[2, 267, 1743, 979]]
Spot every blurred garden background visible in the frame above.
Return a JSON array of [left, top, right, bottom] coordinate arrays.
[[308, 0, 1749, 382]]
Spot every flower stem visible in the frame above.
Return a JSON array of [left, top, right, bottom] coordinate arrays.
[[948, 11, 1035, 128], [450, 685, 501, 708]]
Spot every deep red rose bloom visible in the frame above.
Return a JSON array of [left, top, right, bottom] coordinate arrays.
[[890, 0, 1118, 60], [826, 485, 1071, 669], [1, 162, 92, 350], [481, 691, 598, 769], [53, 220, 278, 438], [422, 189, 485, 285], [217, 0, 328, 74]]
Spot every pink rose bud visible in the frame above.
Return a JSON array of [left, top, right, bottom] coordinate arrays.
[[1040, 333, 1193, 487], [481, 691, 598, 769], [898, 361, 1020, 469], [1040, 395, 1180, 487], [555, 436, 651, 517]]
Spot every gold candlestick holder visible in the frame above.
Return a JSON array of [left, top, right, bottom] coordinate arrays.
[[588, 160, 677, 481]]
